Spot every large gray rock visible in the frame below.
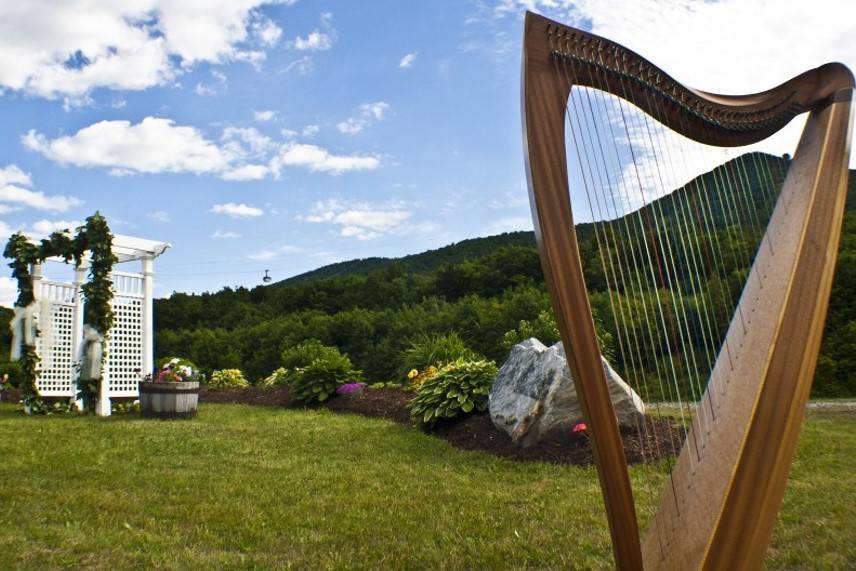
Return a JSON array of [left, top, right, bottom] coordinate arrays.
[[489, 338, 645, 447]]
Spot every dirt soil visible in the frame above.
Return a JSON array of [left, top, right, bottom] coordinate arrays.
[[198, 385, 684, 466]]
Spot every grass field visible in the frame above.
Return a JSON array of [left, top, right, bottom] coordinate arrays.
[[0, 403, 853, 570]]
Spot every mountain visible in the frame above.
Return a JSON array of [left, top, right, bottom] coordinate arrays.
[[277, 231, 537, 285]]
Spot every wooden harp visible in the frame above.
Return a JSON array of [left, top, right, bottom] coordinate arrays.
[[521, 11, 852, 570]]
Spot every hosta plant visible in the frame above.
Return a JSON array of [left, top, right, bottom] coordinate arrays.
[[209, 368, 250, 388], [407, 365, 437, 391], [261, 367, 289, 388], [408, 359, 498, 427]]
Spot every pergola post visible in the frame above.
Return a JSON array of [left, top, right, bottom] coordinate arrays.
[[96, 366, 111, 416], [31, 262, 43, 302], [142, 255, 154, 378]]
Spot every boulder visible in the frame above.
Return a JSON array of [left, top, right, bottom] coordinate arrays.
[[489, 338, 645, 447]]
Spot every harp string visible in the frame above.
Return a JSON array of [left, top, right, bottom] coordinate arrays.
[[551, 34, 792, 555], [571, 87, 655, 458], [570, 50, 691, 470], [619, 84, 717, 462], [552, 36, 654, 460], [634, 91, 716, 416], [557, 37, 690, 479], [606, 56, 705, 459]]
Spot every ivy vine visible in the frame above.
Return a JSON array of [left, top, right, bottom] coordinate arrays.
[[3, 212, 116, 414]]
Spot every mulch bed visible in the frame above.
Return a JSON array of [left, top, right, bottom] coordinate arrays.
[[0, 387, 20, 403], [198, 385, 684, 466]]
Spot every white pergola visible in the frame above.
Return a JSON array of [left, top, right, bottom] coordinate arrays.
[[32, 234, 170, 416]]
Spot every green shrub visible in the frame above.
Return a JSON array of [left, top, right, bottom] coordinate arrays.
[[283, 340, 360, 404], [261, 367, 289, 388], [398, 332, 481, 377], [500, 309, 615, 361], [281, 339, 341, 370], [501, 310, 561, 350], [209, 369, 249, 388], [408, 359, 498, 426]]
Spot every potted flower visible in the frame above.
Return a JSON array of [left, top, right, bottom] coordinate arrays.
[[138, 358, 201, 419]]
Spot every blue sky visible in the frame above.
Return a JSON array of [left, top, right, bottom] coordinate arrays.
[[0, 0, 852, 303]]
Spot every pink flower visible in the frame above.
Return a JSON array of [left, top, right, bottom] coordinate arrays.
[[573, 422, 587, 433]]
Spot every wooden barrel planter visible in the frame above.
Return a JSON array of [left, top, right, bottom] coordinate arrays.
[[139, 381, 200, 419]]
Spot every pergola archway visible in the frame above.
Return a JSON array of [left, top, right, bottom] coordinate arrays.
[[18, 233, 169, 416]]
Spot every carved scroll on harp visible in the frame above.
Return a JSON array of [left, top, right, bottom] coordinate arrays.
[[521, 11, 853, 571]]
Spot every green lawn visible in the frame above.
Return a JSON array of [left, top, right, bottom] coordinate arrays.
[[0, 404, 853, 570]]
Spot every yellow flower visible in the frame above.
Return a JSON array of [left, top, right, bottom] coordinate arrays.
[[407, 369, 419, 379]]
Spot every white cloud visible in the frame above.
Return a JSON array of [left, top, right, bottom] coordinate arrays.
[[194, 69, 228, 97], [300, 199, 413, 240], [26, 117, 380, 181], [146, 210, 171, 223], [337, 101, 391, 135], [194, 83, 217, 96], [221, 126, 274, 157], [271, 143, 380, 175], [0, 276, 17, 308], [292, 31, 333, 51], [211, 202, 264, 218], [0, 164, 32, 187], [302, 124, 320, 138], [281, 124, 320, 139], [212, 229, 241, 239], [0, 1, 290, 100], [253, 109, 277, 122], [24, 117, 233, 175], [252, 18, 282, 47], [0, 164, 81, 212], [0, 221, 14, 239], [399, 52, 418, 68], [336, 118, 366, 135], [221, 164, 270, 181], [31, 219, 83, 237]]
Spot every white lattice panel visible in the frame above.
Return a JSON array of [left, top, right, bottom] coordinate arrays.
[[107, 272, 144, 396], [36, 281, 77, 397]]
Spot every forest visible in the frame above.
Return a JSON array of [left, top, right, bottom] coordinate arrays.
[[2, 153, 854, 398]]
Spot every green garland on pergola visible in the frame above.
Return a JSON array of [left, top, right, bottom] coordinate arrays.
[[3, 213, 117, 414]]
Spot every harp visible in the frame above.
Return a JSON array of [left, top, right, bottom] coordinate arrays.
[[521, 11, 852, 570]]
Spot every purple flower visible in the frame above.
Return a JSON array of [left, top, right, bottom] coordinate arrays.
[[336, 382, 366, 395]]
